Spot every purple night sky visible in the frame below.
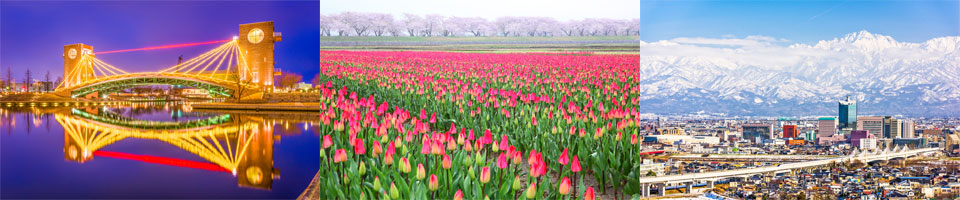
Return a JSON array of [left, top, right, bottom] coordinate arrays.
[[0, 1, 320, 83]]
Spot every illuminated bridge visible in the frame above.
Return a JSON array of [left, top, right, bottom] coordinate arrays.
[[71, 109, 232, 129], [53, 21, 281, 99], [58, 109, 278, 189]]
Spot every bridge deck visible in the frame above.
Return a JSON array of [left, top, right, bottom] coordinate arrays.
[[637, 148, 940, 184]]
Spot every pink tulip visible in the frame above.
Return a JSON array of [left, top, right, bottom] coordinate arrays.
[[334, 149, 347, 163], [497, 152, 508, 169], [480, 167, 491, 183], [322, 135, 332, 149]]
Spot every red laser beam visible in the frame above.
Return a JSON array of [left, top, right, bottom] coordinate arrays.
[[96, 39, 232, 55], [93, 150, 231, 173]]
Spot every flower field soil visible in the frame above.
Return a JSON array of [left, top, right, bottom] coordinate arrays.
[[317, 50, 654, 199]]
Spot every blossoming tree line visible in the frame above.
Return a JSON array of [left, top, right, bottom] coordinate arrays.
[[320, 12, 640, 37]]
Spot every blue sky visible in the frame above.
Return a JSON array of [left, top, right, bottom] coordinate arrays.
[[641, 1, 960, 43], [1, 1, 319, 82]]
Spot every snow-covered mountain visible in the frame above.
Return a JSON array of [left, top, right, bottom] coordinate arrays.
[[633, 30, 960, 117]]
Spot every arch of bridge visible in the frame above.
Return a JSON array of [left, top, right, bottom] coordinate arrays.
[[61, 73, 254, 98]]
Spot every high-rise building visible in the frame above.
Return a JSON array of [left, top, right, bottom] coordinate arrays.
[[883, 116, 902, 138], [902, 120, 915, 138], [838, 96, 857, 129], [817, 117, 837, 137], [857, 116, 884, 139], [782, 125, 798, 138], [742, 124, 773, 142]]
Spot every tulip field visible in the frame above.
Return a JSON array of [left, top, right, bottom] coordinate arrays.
[[317, 50, 654, 199]]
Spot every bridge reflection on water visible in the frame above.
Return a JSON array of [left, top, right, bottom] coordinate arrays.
[[0, 102, 320, 195]]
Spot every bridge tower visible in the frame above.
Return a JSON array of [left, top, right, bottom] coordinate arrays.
[[236, 119, 278, 189], [237, 21, 281, 93], [63, 44, 95, 88]]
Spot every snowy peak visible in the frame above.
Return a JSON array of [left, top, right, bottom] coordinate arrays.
[[923, 36, 960, 52], [814, 30, 904, 52]]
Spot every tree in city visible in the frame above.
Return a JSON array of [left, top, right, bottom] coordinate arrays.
[[54, 76, 62, 90], [646, 170, 657, 177], [6, 67, 12, 90], [311, 73, 322, 86], [24, 69, 31, 92], [229, 68, 251, 101], [44, 71, 51, 91], [276, 71, 303, 90]]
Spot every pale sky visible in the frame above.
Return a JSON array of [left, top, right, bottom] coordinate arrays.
[[319, 0, 642, 21]]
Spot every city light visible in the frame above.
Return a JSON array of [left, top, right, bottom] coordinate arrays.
[[96, 39, 232, 55]]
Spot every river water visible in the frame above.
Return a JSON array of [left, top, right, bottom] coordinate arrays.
[[0, 102, 320, 199]]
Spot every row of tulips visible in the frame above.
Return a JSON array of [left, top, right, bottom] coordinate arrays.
[[317, 51, 659, 199]]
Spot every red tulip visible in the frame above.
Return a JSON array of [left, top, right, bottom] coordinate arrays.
[[482, 129, 492, 144], [584, 186, 596, 200], [631, 134, 638, 145], [322, 135, 332, 149], [558, 148, 570, 165], [386, 142, 396, 156], [559, 177, 572, 195], [416, 163, 426, 180], [354, 139, 366, 155], [333, 149, 347, 163], [571, 155, 581, 172]]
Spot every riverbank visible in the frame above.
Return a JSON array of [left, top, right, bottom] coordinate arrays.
[[1, 101, 128, 107], [191, 102, 320, 112], [298, 171, 324, 200]]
